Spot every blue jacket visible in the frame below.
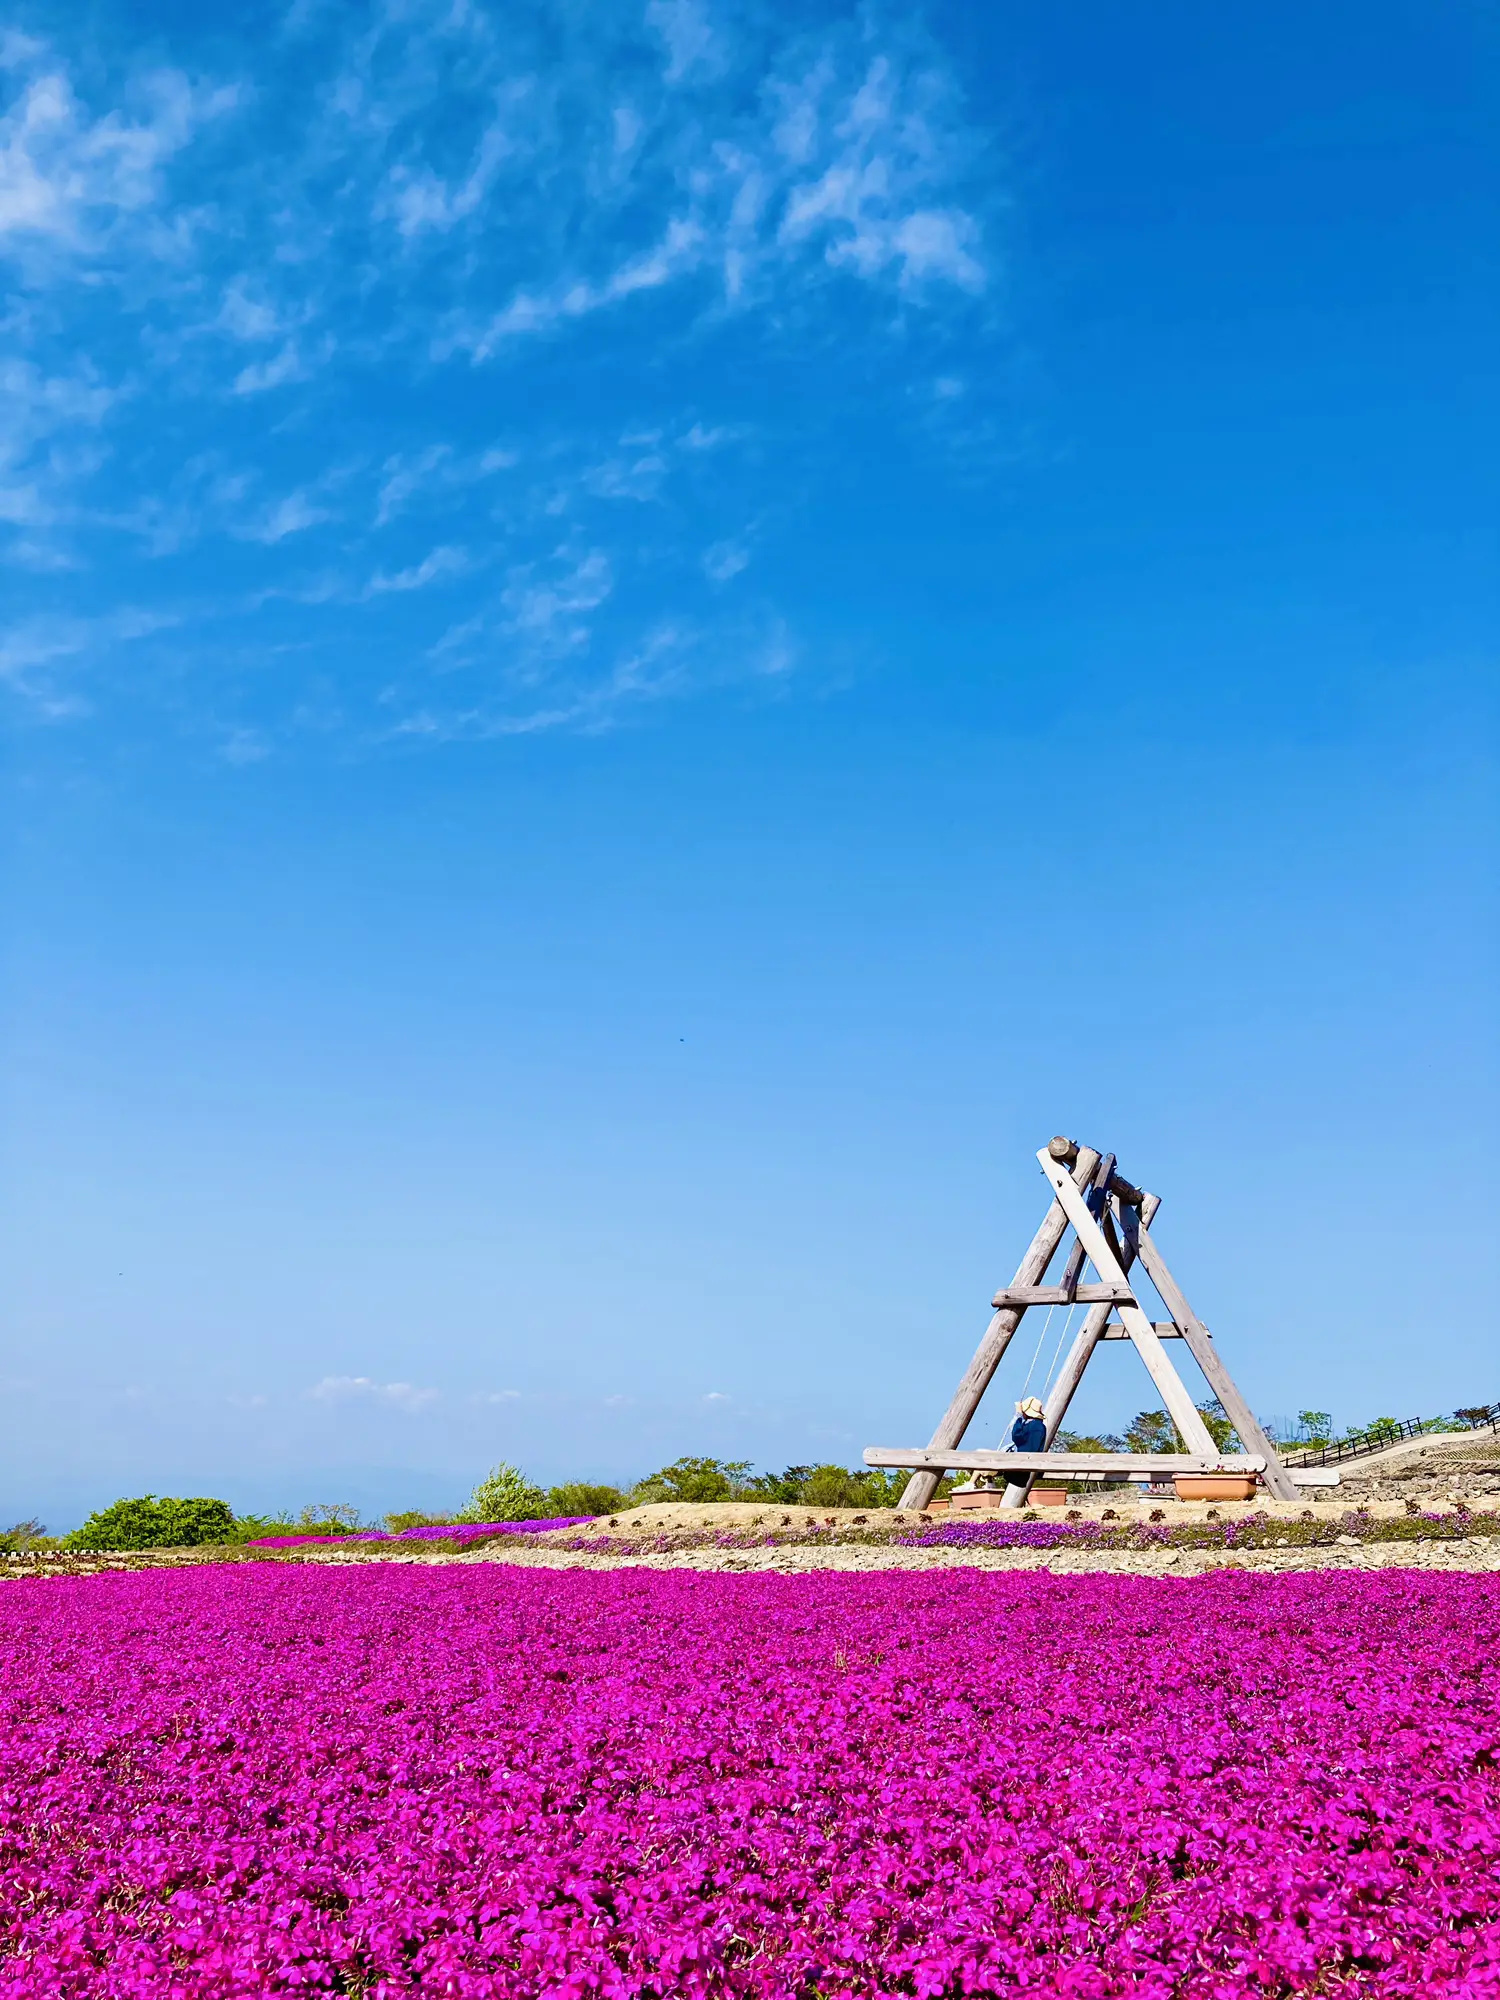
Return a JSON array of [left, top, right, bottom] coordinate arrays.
[[1011, 1413, 1047, 1454]]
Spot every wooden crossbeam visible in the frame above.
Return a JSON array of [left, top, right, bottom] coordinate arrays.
[[1100, 1320, 1182, 1339], [992, 1284, 1136, 1307], [868, 1447, 1267, 1475]]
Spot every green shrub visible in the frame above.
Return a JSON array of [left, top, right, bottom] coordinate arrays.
[[458, 1463, 547, 1523], [217, 1513, 295, 1544], [796, 1464, 906, 1509], [66, 1495, 237, 1550], [545, 1482, 629, 1518], [383, 1510, 455, 1534]]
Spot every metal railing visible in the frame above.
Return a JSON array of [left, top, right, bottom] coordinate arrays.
[[1282, 1407, 1499, 1469]]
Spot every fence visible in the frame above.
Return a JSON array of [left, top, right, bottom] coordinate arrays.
[[1282, 1406, 1500, 1470]]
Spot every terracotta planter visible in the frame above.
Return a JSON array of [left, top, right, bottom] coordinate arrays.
[[1172, 1476, 1258, 1502], [1030, 1486, 1071, 1507]]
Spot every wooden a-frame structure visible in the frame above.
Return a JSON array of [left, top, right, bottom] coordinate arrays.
[[865, 1137, 1301, 1508]]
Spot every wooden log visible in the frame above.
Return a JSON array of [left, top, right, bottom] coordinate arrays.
[[1036, 1152, 1220, 1456], [1100, 1321, 1182, 1339], [1127, 1222, 1300, 1504], [869, 1447, 1267, 1474], [991, 1284, 1136, 1307], [895, 1145, 1102, 1511], [1045, 1138, 1146, 1209]]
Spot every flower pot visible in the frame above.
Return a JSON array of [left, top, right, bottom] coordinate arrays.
[[1030, 1486, 1071, 1507], [1172, 1476, 1258, 1502]]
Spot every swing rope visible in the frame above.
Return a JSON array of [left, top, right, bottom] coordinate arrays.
[[1017, 1304, 1055, 1399], [1039, 1302, 1078, 1412]]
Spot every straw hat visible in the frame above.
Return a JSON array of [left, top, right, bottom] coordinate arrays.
[[1017, 1396, 1045, 1419]]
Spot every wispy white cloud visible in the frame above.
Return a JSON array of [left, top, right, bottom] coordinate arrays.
[[0, 3, 1002, 740], [0, 44, 233, 261], [500, 545, 613, 653], [0, 603, 176, 710], [243, 488, 332, 543], [232, 342, 312, 396], [307, 1375, 439, 1411], [703, 537, 750, 582], [366, 543, 471, 594]]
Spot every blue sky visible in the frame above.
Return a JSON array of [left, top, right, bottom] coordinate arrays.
[[1, 0, 1494, 1526]]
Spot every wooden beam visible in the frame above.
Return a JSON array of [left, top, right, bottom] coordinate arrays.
[[868, 1447, 1267, 1475], [1036, 1152, 1220, 1456], [1100, 1320, 1182, 1338], [895, 1145, 1102, 1512], [1056, 1151, 1114, 1298], [1127, 1221, 1300, 1504], [992, 1284, 1136, 1307]]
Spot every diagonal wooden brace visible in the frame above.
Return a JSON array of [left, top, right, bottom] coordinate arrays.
[[1036, 1152, 1219, 1456], [896, 1146, 1102, 1511], [997, 1188, 1163, 1509], [1126, 1222, 1300, 1503]]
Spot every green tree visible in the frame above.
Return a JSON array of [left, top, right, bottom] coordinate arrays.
[[545, 1482, 630, 1518], [459, 1463, 548, 1523], [630, 1457, 753, 1505], [740, 1466, 813, 1503], [0, 1519, 53, 1551], [1196, 1399, 1240, 1452], [1454, 1406, 1498, 1430], [1054, 1431, 1126, 1452], [1124, 1409, 1180, 1453], [1297, 1410, 1334, 1444], [66, 1495, 237, 1550], [297, 1503, 362, 1534]]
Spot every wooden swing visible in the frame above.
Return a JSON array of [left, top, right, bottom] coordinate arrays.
[[864, 1137, 1313, 1508]]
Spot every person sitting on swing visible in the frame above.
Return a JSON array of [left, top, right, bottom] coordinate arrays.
[[1008, 1396, 1047, 1499]]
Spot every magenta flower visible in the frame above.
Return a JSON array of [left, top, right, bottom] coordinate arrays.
[[0, 1568, 1493, 1994]]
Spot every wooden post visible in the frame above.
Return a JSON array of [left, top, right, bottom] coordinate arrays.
[[1035, 1153, 1219, 1456], [896, 1146, 1102, 1511], [1127, 1223, 1300, 1503]]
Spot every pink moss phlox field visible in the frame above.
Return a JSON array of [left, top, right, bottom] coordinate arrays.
[[0, 1570, 1496, 1996], [249, 1516, 594, 1549]]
